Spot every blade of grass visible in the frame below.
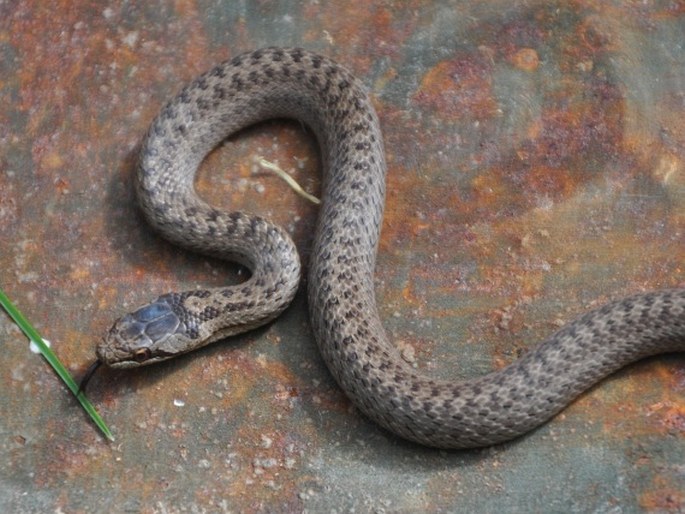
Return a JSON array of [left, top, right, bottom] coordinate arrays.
[[0, 287, 114, 441], [256, 156, 321, 205]]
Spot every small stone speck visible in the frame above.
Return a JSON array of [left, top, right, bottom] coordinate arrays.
[[122, 31, 139, 48]]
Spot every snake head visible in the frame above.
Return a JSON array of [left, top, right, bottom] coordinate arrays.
[[96, 294, 192, 369]]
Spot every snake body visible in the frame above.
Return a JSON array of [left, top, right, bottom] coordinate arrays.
[[96, 48, 685, 448]]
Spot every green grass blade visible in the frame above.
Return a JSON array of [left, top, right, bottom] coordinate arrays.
[[0, 287, 114, 441]]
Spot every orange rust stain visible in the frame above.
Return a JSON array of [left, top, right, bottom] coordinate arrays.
[[647, 401, 685, 434], [531, 95, 621, 170], [401, 283, 415, 303], [510, 48, 540, 72], [413, 57, 498, 119], [576, 19, 614, 53], [68, 263, 90, 281], [413, 222, 431, 233], [369, 7, 395, 45], [44, 152, 65, 170], [470, 173, 509, 209], [54, 176, 70, 194], [524, 118, 544, 142], [640, 484, 684, 513], [523, 165, 578, 198], [174, 0, 197, 14], [96, 286, 120, 309], [172, 1, 212, 71], [301, 4, 415, 65]]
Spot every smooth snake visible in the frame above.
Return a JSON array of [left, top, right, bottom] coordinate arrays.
[[86, 48, 685, 448]]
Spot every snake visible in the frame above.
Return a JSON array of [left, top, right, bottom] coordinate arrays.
[[83, 47, 685, 449]]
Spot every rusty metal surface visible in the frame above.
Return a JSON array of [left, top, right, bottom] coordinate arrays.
[[1, 1, 684, 512]]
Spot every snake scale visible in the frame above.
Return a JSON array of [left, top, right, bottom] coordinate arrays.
[[88, 47, 685, 448]]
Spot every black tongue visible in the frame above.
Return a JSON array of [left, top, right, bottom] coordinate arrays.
[[77, 359, 102, 395]]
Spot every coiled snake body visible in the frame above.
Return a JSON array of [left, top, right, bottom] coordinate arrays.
[[92, 48, 685, 448]]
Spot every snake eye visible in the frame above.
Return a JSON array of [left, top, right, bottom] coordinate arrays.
[[133, 348, 152, 363]]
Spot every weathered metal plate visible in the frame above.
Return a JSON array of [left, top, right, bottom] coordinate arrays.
[[1, 2, 683, 512]]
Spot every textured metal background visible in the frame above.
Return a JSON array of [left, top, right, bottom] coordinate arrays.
[[1, 1, 683, 512]]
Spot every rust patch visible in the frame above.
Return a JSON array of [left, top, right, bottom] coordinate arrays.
[[647, 401, 685, 434], [413, 55, 498, 120], [510, 48, 540, 72], [640, 487, 684, 513]]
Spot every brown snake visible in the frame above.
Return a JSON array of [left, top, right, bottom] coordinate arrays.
[[85, 47, 685, 448]]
